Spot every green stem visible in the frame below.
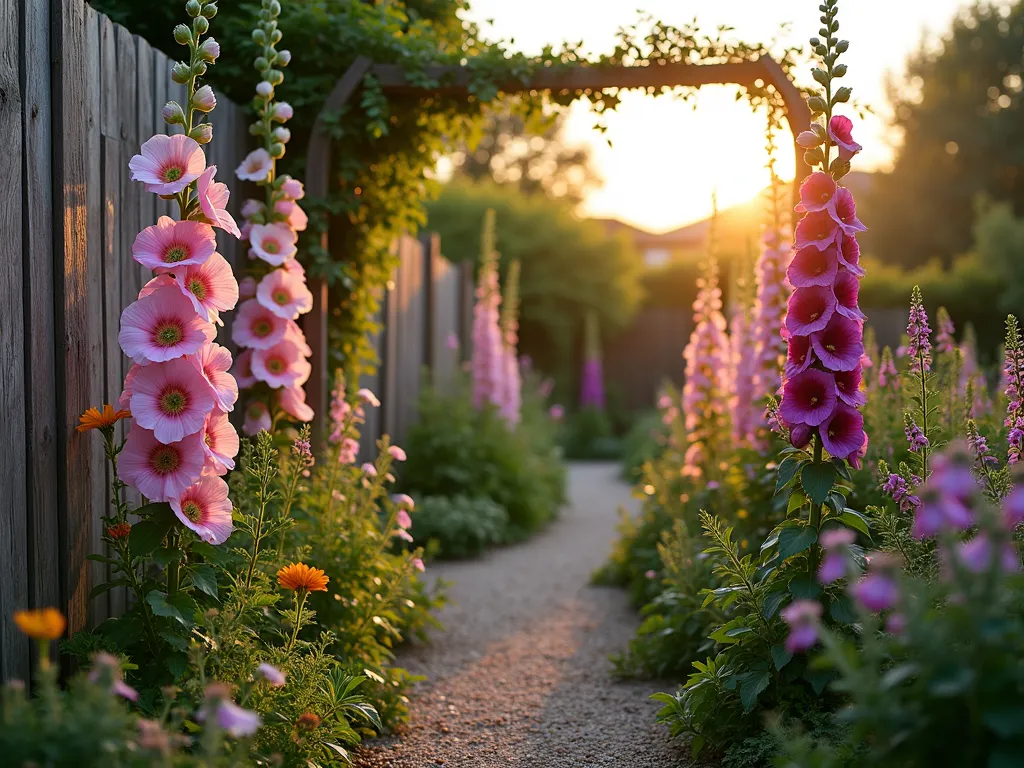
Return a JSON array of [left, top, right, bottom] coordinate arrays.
[[809, 435, 824, 574], [166, 529, 181, 595], [276, 458, 304, 553], [286, 590, 308, 652]]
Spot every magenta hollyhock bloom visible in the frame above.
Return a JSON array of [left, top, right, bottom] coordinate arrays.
[[119, 286, 216, 364], [829, 188, 866, 235], [201, 410, 239, 475], [472, 265, 505, 410], [788, 244, 839, 288], [780, 368, 838, 427], [794, 210, 839, 251], [171, 473, 233, 545], [255, 268, 314, 320], [828, 115, 863, 160], [173, 253, 240, 323], [810, 314, 864, 372], [852, 571, 898, 612], [119, 425, 205, 501], [129, 134, 206, 195], [257, 663, 286, 687], [278, 385, 314, 422], [242, 401, 271, 436], [837, 232, 865, 277], [130, 357, 215, 443], [133, 216, 216, 273], [819, 402, 865, 458], [235, 148, 273, 182], [232, 299, 288, 350], [192, 342, 238, 413], [248, 222, 297, 266], [796, 171, 837, 213], [834, 365, 867, 407], [252, 340, 310, 389], [780, 599, 822, 653], [195, 165, 241, 238], [785, 334, 813, 378], [786, 286, 836, 336], [790, 422, 813, 448], [833, 271, 866, 321]]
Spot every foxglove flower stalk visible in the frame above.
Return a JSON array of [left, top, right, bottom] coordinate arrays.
[[729, 301, 758, 444], [471, 211, 505, 411], [499, 260, 522, 424], [877, 346, 898, 391], [579, 310, 605, 410], [1004, 315, 1024, 465], [119, 0, 239, 543], [935, 306, 956, 355], [232, 0, 313, 434], [778, 10, 868, 469], [906, 286, 932, 374]]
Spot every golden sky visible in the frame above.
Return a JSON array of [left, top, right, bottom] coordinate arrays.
[[461, 0, 984, 232]]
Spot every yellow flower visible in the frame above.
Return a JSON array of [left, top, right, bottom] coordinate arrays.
[[77, 404, 131, 433], [13, 608, 66, 640], [277, 563, 329, 593]]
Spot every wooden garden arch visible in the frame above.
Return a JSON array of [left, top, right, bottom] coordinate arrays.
[[302, 56, 812, 439]]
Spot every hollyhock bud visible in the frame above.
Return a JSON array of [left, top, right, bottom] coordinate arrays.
[[272, 102, 293, 122], [161, 101, 185, 125], [189, 123, 213, 144], [199, 37, 220, 62], [192, 85, 217, 113], [276, 49, 292, 65], [173, 24, 192, 45], [171, 61, 191, 84], [256, 80, 273, 98], [273, 126, 291, 143]]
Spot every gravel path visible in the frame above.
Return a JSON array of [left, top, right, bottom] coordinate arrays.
[[355, 462, 690, 768]]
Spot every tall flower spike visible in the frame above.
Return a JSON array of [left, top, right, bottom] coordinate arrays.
[[120, 0, 240, 531], [1004, 315, 1024, 465], [729, 252, 758, 445], [499, 260, 522, 425], [471, 209, 505, 411], [907, 286, 932, 374], [579, 310, 605, 410], [234, 0, 313, 433]]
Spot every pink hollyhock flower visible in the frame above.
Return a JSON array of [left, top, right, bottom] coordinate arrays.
[[811, 314, 864, 372], [130, 357, 215, 443], [282, 258, 306, 278], [281, 177, 305, 200], [780, 368, 837, 427], [195, 166, 241, 238], [171, 473, 233, 545], [129, 134, 205, 195], [133, 216, 216, 273], [785, 334, 813, 378], [257, 663, 286, 687], [780, 600, 822, 653], [174, 252, 239, 323], [139, 273, 175, 299], [852, 571, 898, 612], [833, 271, 866, 322], [202, 410, 239, 475], [242, 401, 271, 436], [232, 349, 257, 388], [836, 232, 864, 277], [394, 493, 415, 509], [119, 424, 205, 501], [274, 199, 308, 232], [251, 340, 310, 389], [256, 269, 313, 319], [834, 365, 867, 407], [238, 276, 257, 300], [794, 210, 839, 251], [786, 286, 836, 336], [278, 385, 314, 422], [358, 388, 380, 407], [232, 299, 288, 350], [830, 188, 866, 235], [240, 198, 263, 219], [249, 222, 297, 266], [828, 115, 863, 160], [411, 557, 425, 573], [119, 363, 141, 409], [389, 445, 407, 461], [788, 244, 839, 288], [796, 171, 837, 213], [820, 402, 865, 459], [396, 509, 412, 530], [192, 342, 238, 413], [283, 321, 312, 357], [235, 148, 273, 182], [119, 286, 215, 364]]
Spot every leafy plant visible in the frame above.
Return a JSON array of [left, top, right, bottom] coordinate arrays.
[[410, 495, 509, 559]]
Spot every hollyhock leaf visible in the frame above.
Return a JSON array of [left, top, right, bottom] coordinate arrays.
[[739, 670, 771, 712], [151, 547, 182, 568], [788, 572, 822, 600], [778, 525, 818, 560], [146, 590, 188, 626], [829, 511, 872, 538], [831, 457, 853, 481], [802, 462, 837, 505], [787, 490, 808, 515], [762, 587, 789, 620], [189, 564, 220, 598], [828, 593, 858, 624], [771, 644, 794, 671], [804, 667, 834, 695], [775, 456, 805, 495], [128, 503, 174, 555]]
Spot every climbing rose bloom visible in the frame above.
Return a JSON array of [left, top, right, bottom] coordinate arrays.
[[794, 209, 839, 251], [780, 368, 837, 427], [796, 171, 837, 213], [811, 314, 864, 372], [252, 340, 310, 389], [852, 571, 898, 612], [828, 115, 863, 160], [834, 365, 867, 407], [173, 252, 240, 322], [195, 166, 241, 238], [192, 342, 238, 413], [820, 402, 865, 460], [788, 244, 838, 288], [786, 286, 836, 336], [249, 222, 297, 266], [781, 600, 822, 653], [129, 134, 205, 195], [119, 286, 215, 364], [243, 400, 271, 436], [830, 187, 866, 235], [133, 216, 216, 272], [278, 385, 314, 422], [129, 357, 215, 443], [202, 410, 239, 475], [119, 425, 205, 501], [256, 268, 313, 319], [171, 473, 233, 545], [232, 299, 288, 349], [257, 663, 286, 687], [235, 147, 273, 182]]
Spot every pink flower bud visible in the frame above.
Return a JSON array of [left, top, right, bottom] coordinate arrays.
[[273, 126, 291, 143], [256, 81, 273, 98], [272, 102, 293, 122], [192, 85, 216, 113], [198, 37, 220, 63], [161, 101, 185, 125]]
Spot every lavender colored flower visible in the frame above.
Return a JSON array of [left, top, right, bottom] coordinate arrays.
[[213, 700, 262, 738], [852, 571, 898, 612], [780, 600, 822, 653], [1004, 316, 1024, 464], [579, 358, 605, 409], [957, 535, 1020, 574], [257, 663, 286, 687], [877, 346, 898, 391], [750, 229, 792, 425], [882, 472, 921, 514], [904, 415, 928, 454], [935, 307, 956, 355], [906, 286, 932, 374], [818, 528, 855, 585], [729, 303, 758, 444]]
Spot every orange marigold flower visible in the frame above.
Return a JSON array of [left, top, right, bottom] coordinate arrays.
[[276, 563, 329, 593], [107, 522, 132, 540], [13, 607, 66, 640], [77, 404, 131, 433], [296, 712, 321, 731]]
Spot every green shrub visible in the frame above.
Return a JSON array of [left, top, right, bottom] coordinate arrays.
[[561, 406, 622, 460], [620, 410, 668, 482], [411, 495, 509, 559]]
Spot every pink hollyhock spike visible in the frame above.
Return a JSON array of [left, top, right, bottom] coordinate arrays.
[[788, 244, 839, 288], [232, 348, 257, 388], [174, 252, 240, 323], [232, 299, 288, 349], [828, 115, 863, 160], [248, 222, 297, 266], [202, 410, 239, 475], [235, 148, 273, 182], [195, 166, 241, 238], [830, 188, 867, 235], [786, 285, 836, 336], [129, 134, 206, 195], [119, 423, 205, 501], [794, 210, 839, 251], [284, 320, 312, 357], [119, 286, 216, 364], [278, 385, 314, 422], [251, 339, 310, 389], [785, 334, 813, 378], [133, 216, 217, 273], [795, 171, 837, 214], [255, 268, 313, 319], [171, 473, 233, 545], [810, 314, 864, 372], [834, 365, 867, 407], [780, 368, 838, 427], [833, 270, 866, 321], [192, 342, 238, 413], [242, 400, 271, 436], [130, 357, 215, 444], [819, 402, 865, 458]]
